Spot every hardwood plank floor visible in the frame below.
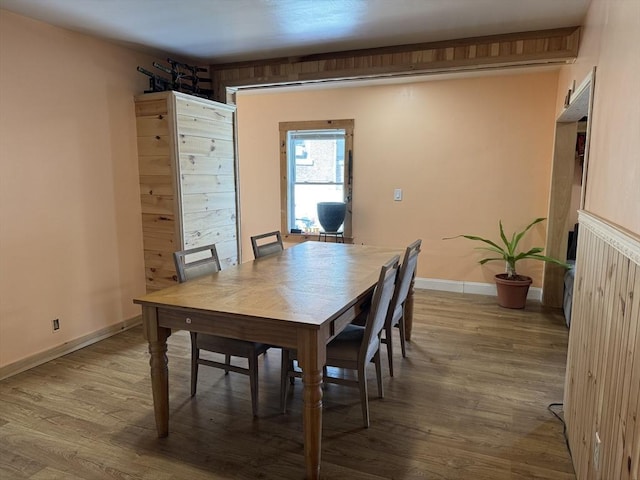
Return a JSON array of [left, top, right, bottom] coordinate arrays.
[[0, 290, 575, 479]]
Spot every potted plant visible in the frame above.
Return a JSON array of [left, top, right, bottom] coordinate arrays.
[[446, 217, 570, 309]]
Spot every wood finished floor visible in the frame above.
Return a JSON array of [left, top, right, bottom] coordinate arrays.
[[0, 290, 575, 479]]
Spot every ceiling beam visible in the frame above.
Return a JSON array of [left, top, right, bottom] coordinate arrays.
[[209, 27, 580, 101]]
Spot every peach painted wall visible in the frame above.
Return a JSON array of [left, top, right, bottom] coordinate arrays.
[[236, 70, 560, 286], [0, 11, 154, 367], [556, 0, 640, 234]]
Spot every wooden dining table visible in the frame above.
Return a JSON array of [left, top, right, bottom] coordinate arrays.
[[133, 241, 407, 479]]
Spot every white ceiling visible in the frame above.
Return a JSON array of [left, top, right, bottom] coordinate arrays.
[[0, 0, 590, 64]]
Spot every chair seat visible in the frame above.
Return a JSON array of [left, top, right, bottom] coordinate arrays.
[[326, 325, 364, 363], [196, 334, 269, 357]]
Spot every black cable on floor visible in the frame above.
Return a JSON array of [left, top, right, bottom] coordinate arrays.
[[548, 402, 573, 462]]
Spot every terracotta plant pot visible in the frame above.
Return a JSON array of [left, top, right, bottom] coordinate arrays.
[[494, 273, 533, 309], [317, 202, 346, 232]]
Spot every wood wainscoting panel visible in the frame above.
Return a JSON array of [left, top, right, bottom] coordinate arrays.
[[564, 211, 639, 480]]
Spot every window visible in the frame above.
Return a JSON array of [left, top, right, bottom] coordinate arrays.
[[279, 120, 353, 237], [288, 130, 344, 231]]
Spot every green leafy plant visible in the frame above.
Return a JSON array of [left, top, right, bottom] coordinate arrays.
[[446, 217, 570, 280]]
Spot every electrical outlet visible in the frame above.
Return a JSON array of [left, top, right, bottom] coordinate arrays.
[[594, 431, 601, 471], [52, 318, 60, 333]]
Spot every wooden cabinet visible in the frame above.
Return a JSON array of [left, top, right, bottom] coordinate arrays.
[[134, 91, 238, 292]]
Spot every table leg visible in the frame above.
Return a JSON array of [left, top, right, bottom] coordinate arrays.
[[404, 275, 415, 341], [142, 306, 171, 437], [298, 330, 325, 480]]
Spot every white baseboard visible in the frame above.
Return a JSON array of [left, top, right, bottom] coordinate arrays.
[[414, 277, 542, 301], [0, 315, 142, 381]]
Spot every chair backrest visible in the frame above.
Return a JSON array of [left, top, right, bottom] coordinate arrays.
[[360, 255, 401, 364], [251, 231, 284, 259], [386, 239, 422, 327], [173, 244, 221, 283]]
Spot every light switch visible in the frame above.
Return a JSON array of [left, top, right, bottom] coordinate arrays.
[[394, 188, 403, 201]]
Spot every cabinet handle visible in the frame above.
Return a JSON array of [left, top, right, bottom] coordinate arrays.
[[185, 317, 192, 324]]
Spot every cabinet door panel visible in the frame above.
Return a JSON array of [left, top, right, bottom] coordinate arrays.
[[181, 192, 237, 214], [183, 224, 237, 250], [216, 239, 241, 267], [180, 174, 236, 195], [177, 135, 234, 157], [179, 154, 234, 175], [182, 209, 236, 231], [177, 114, 233, 141], [175, 96, 233, 123]]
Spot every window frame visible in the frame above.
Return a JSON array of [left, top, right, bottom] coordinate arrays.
[[279, 119, 354, 240]]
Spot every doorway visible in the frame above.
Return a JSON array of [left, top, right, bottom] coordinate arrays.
[[542, 69, 596, 307]]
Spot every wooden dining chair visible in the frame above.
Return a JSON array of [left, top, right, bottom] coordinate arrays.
[[251, 231, 284, 259], [281, 255, 400, 428], [173, 244, 269, 417], [382, 239, 422, 376]]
